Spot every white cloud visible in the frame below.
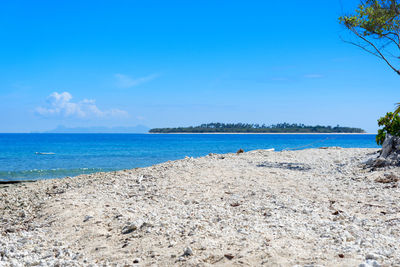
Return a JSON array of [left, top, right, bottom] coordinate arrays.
[[36, 92, 128, 119], [304, 74, 323, 79], [115, 73, 158, 88]]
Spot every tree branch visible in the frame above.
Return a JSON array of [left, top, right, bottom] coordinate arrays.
[[349, 26, 400, 75], [340, 36, 382, 58], [370, 30, 400, 49]]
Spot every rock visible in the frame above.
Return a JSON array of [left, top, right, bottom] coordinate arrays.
[[375, 173, 399, 183], [365, 253, 378, 260], [344, 231, 355, 242], [373, 158, 386, 167], [359, 259, 381, 267], [387, 152, 400, 166], [139, 185, 147, 191], [385, 172, 399, 181], [121, 222, 139, 234], [183, 246, 193, 256], [380, 134, 394, 158], [366, 134, 400, 167], [236, 149, 244, 154], [230, 202, 240, 207], [365, 157, 377, 166], [395, 136, 400, 150], [224, 253, 234, 260], [83, 215, 93, 222], [133, 258, 140, 263]]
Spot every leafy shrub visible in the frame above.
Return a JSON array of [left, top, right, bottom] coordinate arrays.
[[376, 112, 400, 145]]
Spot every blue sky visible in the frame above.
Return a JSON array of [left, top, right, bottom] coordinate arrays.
[[0, 0, 398, 133]]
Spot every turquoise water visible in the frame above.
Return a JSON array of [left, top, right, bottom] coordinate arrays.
[[0, 133, 378, 181]]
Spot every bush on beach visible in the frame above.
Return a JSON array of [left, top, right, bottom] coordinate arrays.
[[376, 112, 400, 145]]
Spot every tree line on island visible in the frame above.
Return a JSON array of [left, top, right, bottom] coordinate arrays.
[[149, 123, 365, 133]]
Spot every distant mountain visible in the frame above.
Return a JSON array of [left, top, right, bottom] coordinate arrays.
[[44, 125, 150, 133]]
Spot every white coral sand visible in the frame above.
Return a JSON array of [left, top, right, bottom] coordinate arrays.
[[1, 148, 399, 266]]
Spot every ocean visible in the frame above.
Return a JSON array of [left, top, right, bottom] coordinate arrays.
[[0, 133, 379, 181]]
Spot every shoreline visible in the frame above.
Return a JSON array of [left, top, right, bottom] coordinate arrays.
[[0, 132, 376, 135], [1, 144, 380, 183], [1, 147, 399, 266], [1, 145, 380, 183], [148, 132, 375, 135]]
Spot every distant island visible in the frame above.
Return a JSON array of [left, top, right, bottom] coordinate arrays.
[[149, 123, 366, 133]]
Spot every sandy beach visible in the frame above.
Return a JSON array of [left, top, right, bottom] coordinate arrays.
[[1, 147, 399, 266]]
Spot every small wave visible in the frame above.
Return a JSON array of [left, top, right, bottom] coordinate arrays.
[[0, 167, 111, 181]]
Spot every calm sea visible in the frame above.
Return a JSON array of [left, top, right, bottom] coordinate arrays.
[[0, 133, 378, 181]]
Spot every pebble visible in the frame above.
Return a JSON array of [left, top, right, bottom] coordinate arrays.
[[121, 223, 138, 234], [366, 253, 378, 260], [83, 215, 93, 222], [359, 259, 381, 267], [121, 220, 144, 234], [183, 246, 193, 256], [139, 185, 146, 191]]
